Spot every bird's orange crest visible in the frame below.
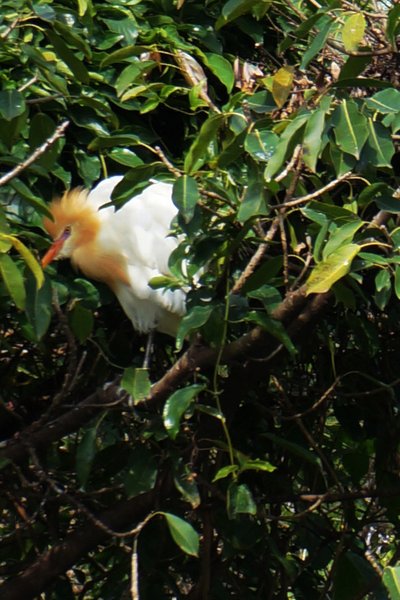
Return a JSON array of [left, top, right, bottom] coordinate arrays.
[[44, 188, 100, 244]]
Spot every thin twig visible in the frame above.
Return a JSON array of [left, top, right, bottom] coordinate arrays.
[[274, 171, 353, 209], [231, 217, 280, 294], [275, 144, 303, 183], [0, 120, 69, 188], [153, 146, 182, 178]]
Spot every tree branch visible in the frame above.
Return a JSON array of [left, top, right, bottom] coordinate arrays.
[[0, 121, 69, 188]]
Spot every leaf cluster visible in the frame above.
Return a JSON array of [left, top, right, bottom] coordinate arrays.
[[2, 1, 400, 599]]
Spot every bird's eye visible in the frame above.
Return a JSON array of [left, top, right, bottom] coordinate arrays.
[[64, 225, 72, 235]]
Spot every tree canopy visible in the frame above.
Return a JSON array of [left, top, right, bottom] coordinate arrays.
[[1, 0, 400, 598]]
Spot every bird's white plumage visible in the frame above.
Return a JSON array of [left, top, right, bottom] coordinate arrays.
[[87, 177, 185, 335]]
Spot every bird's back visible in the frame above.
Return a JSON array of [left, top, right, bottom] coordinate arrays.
[[88, 177, 185, 335]]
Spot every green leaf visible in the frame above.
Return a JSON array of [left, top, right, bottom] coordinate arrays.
[[387, 4, 400, 46], [184, 114, 225, 174], [264, 112, 309, 181], [0, 254, 25, 309], [0, 234, 44, 289], [333, 552, 378, 600], [302, 106, 328, 172], [204, 53, 234, 92], [123, 447, 158, 498], [213, 464, 239, 482], [46, 31, 90, 84], [172, 176, 200, 223], [25, 274, 52, 340], [29, 113, 64, 168], [322, 220, 363, 260], [342, 13, 366, 53], [365, 89, 400, 114], [300, 17, 333, 70], [362, 119, 395, 167], [244, 129, 279, 163], [109, 148, 143, 168], [227, 482, 257, 518], [216, 0, 267, 29], [330, 142, 356, 177], [76, 416, 104, 488], [121, 367, 151, 404], [331, 77, 390, 90], [176, 304, 215, 350], [375, 269, 391, 293], [0, 90, 26, 121], [394, 266, 400, 300], [163, 385, 204, 439], [9, 178, 51, 216], [239, 459, 276, 473], [237, 180, 269, 223], [339, 54, 371, 80], [383, 566, 400, 599], [102, 17, 139, 46], [115, 61, 155, 96], [173, 461, 201, 508], [246, 90, 276, 114], [306, 243, 360, 295], [53, 20, 92, 58], [68, 303, 93, 343], [247, 311, 297, 355], [100, 45, 140, 68], [163, 513, 199, 557], [332, 100, 368, 159]]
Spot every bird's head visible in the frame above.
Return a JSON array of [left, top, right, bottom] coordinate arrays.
[[42, 188, 100, 268]]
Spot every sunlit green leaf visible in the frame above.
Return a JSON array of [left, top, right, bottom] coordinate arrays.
[[306, 244, 360, 295], [332, 100, 368, 159], [264, 112, 309, 181], [227, 482, 257, 518], [204, 53, 234, 92], [300, 17, 333, 70], [365, 88, 400, 114], [163, 385, 204, 439], [383, 566, 400, 599], [342, 13, 366, 53], [121, 367, 151, 404], [163, 513, 199, 556], [244, 129, 279, 163]]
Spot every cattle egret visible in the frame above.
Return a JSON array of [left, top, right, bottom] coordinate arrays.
[[42, 176, 186, 336]]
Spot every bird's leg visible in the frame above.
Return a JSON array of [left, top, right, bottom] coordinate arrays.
[[143, 329, 155, 369]]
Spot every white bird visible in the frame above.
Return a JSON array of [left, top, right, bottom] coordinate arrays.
[[42, 176, 186, 336]]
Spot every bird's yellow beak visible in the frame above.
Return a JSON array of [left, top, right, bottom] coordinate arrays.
[[41, 237, 66, 268]]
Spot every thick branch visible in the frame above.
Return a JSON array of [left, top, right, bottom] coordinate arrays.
[[0, 287, 332, 461], [0, 487, 162, 600]]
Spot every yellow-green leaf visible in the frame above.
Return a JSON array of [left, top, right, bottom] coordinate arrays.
[[0, 233, 44, 289], [342, 13, 366, 53], [0, 254, 25, 309], [306, 243, 360, 295], [272, 66, 294, 108]]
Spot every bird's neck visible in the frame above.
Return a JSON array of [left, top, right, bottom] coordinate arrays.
[[72, 243, 130, 288]]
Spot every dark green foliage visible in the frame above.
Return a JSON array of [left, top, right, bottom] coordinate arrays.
[[1, 0, 400, 598]]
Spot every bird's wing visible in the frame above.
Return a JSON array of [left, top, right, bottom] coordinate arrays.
[[92, 179, 185, 331]]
